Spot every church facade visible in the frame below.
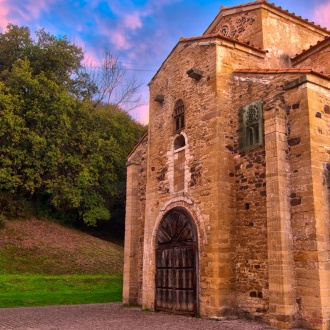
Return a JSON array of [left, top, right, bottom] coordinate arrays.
[[123, 1, 330, 329]]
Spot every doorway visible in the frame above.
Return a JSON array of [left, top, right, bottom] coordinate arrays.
[[155, 209, 198, 315]]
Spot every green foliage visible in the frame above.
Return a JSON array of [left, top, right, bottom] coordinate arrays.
[[0, 193, 31, 219], [0, 24, 91, 99], [0, 24, 147, 226], [81, 191, 110, 226], [0, 24, 32, 73]]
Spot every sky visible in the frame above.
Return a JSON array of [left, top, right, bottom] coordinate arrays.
[[0, 0, 330, 124]]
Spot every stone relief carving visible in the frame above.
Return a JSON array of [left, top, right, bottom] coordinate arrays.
[[214, 13, 256, 39]]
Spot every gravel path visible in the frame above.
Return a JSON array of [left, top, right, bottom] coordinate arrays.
[[0, 303, 307, 330]]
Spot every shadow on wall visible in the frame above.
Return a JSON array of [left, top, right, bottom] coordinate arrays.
[[323, 160, 330, 205]]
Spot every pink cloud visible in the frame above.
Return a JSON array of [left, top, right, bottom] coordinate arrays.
[[130, 102, 149, 125], [81, 45, 101, 67], [0, 0, 57, 31], [21, 0, 54, 20], [312, 1, 330, 29], [0, 0, 18, 31], [123, 13, 143, 30], [150, 0, 181, 10], [109, 30, 131, 51], [97, 8, 149, 52]]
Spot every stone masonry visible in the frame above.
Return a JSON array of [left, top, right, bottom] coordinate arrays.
[[123, 1, 330, 329]]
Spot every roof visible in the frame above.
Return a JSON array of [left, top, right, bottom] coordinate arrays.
[[204, 0, 329, 36], [234, 68, 330, 80], [179, 33, 268, 54], [127, 131, 148, 161], [149, 33, 268, 85], [149, 0, 330, 86], [292, 36, 330, 64]]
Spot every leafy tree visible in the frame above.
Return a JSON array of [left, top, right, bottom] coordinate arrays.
[[0, 25, 146, 226], [0, 24, 95, 100], [0, 24, 33, 73]]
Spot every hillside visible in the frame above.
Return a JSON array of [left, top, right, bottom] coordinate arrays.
[[0, 218, 124, 275]]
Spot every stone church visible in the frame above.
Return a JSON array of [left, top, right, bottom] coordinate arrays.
[[123, 1, 330, 329]]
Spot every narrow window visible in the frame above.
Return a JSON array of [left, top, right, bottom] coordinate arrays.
[[176, 117, 180, 131], [254, 125, 259, 144], [247, 127, 253, 147], [174, 99, 185, 133]]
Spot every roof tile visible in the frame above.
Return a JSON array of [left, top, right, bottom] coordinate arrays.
[[292, 36, 330, 61], [220, 1, 329, 34], [234, 68, 330, 79], [179, 33, 267, 53]]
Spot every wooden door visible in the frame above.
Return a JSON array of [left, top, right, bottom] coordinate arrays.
[[155, 210, 197, 315]]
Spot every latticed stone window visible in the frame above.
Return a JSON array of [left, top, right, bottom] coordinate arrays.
[[239, 99, 263, 151], [173, 99, 185, 132]]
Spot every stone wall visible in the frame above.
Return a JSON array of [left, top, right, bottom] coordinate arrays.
[[124, 2, 330, 329], [205, 3, 328, 68], [145, 39, 225, 316], [209, 8, 263, 48], [261, 8, 328, 67], [293, 42, 330, 74], [232, 71, 330, 329], [233, 146, 268, 321], [286, 76, 330, 329], [123, 134, 148, 305], [143, 36, 268, 317]]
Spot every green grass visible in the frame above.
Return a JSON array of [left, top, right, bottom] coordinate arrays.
[[0, 274, 123, 308], [0, 218, 124, 308]]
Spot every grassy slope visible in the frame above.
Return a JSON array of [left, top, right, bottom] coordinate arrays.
[[0, 218, 124, 275], [0, 218, 124, 307]]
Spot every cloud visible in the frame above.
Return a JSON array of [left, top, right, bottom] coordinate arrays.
[[130, 102, 149, 125], [0, 0, 11, 31], [0, 0, 58, 32], [123, 12, 143, 30], [21, 0, 55, 20], [312, 1, 330, 29], [110, 31, 132, 51]]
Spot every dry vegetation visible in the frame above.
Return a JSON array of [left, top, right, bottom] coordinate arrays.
[[0, 218, 124, 275]]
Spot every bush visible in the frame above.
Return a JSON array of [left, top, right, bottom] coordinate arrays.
[[0, 193, 31, 218]]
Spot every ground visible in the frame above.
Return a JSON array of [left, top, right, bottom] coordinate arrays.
[[0, 218, 124, 275]]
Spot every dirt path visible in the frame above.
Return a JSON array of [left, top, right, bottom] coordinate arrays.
[[0, 303, 306, 330]]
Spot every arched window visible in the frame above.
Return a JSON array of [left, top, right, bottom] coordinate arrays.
[[174, 99, 185, 132], [174, 134, 186, 150]]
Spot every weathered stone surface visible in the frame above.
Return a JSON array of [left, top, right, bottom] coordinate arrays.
[[124, 2, 330, 330]]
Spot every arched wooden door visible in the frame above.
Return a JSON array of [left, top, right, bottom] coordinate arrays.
[[155, 209, 198, 315]]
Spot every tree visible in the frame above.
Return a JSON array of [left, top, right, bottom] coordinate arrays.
[[86, 48, 144, 111], [0, 24, 33, 73], [0, 25, 147, 226], [0, 24, 95, 100]]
